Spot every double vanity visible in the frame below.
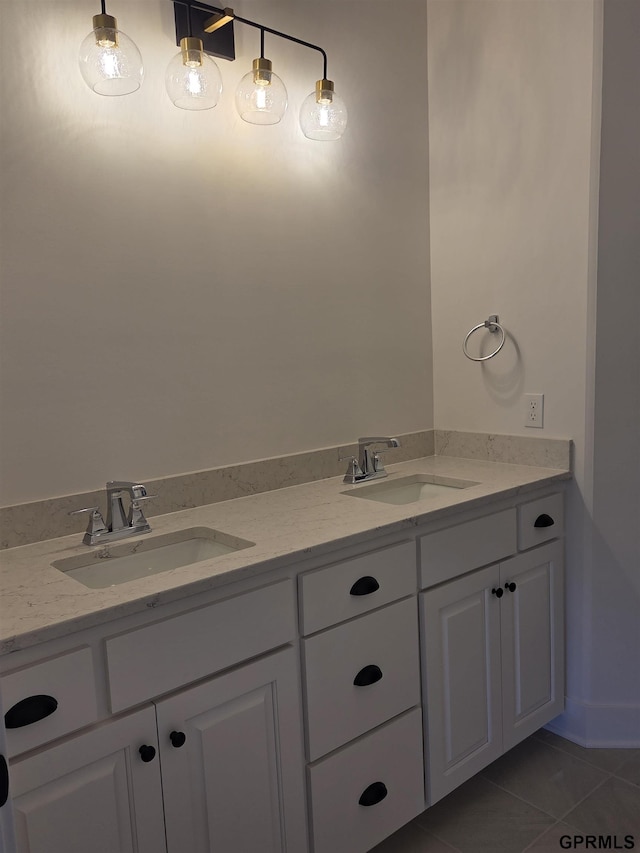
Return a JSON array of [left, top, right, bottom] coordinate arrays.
[[0, 450, 569, 853]]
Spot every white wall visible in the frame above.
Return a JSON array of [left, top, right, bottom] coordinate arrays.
[[426, 0, 597, 727], [0, 0, 432, 506], [428, 0, 639, 745], [428, 0, 594, 448]]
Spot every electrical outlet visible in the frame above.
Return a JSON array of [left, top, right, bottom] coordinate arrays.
[[525, 393, 544, 428]]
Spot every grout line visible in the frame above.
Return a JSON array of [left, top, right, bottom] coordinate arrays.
[[417, 777, 557, 853], [538, 735, 640, 789], [477, 754, 618, 829], [520, 818, 562, 853], [612, 764, 640, 790], [480, 775, 559, 819], [532, 731, 636, 774], [550, 773, 612, 827], [480, 761, 614, 826], [411, 820, 463, 853], [413, 813, 464, 853]]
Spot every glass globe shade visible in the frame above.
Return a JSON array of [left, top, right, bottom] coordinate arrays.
[[78, 15, 143, 96], [165, 38, 222, 111], [299, 80, 347, 141], [235, 58, 287, 125]]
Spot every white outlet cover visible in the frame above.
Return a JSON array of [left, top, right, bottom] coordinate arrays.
[[525, 393, 544, 428]]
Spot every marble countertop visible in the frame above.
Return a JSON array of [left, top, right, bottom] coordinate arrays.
[[0, 455, 570, 654]]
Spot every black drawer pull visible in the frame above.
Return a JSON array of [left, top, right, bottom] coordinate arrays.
[[0, 755, 8, 808], [350, 576, 380, 596], [5, 695, 58, 729], [534, 513, 555, 528], [504, 582, 517, 593], [170, 730, 186, 748], [139, 745, 156, 763], [359, 781, 388, 807], [353, 665, 383, 687], [491, 587, 504, 598]]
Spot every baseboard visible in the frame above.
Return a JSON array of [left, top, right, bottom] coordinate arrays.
[[545, 696, 640, 747]]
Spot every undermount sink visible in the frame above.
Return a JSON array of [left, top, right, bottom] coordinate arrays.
[[341, 474, 479, 506], [52, 527, 255, 589]]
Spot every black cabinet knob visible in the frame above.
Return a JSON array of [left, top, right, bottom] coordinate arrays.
[[534, 513, 555, 528], [353, 665, 383, 687], [504, 582, 517, 592], [350, 576, 380, 596], [358, 781, 388, 807], [0, 755, 8, 808], [5, 694, 58, 729], [491, 587, 504, 598], [169, 730, 186, 748], [139, 744, 156, 763]]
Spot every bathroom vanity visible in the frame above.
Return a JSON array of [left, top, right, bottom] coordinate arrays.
[[0, 455, 568, 853]]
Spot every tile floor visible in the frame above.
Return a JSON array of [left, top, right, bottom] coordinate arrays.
[[371, 729, 640, 853]]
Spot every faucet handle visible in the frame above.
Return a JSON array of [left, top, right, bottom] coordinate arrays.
[[69, 507, 108, 544], [339, 453, 365, 484], [128, 494, 156, 531], [69, 506, 105, 522], [369, 448, 395, 474]]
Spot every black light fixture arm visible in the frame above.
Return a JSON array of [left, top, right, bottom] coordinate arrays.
[[173, 0, 329, 79], [234, 14, 329, 80]]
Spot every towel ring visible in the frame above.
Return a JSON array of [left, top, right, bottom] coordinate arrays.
[[463, 315, 506, 362]]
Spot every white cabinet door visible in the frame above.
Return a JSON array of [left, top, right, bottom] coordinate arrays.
[[421, 564, 503, 805], [9, 706, 165, 853], [500, 541, 565, 750], [157, 647, 307, 853], [422, 541, 565, 805]]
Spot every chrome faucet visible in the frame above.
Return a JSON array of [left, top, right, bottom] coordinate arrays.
[[70, 481, 156, 546], [343, 437, 400, 484]]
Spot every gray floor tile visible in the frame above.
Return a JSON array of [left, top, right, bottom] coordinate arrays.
[[563, 776, 640, 836], [522, 822, 576, 853], [415, 776, 555, 853], [534, 728, 638, 773], [375, 734, 639, 853], [370, 820, 459, 853], [616, 752, 640, 788], [482, 737, 608, 818]]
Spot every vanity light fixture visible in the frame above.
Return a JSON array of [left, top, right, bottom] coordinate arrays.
[[173, 1, 347, 139], [79, 0, 347, 140], [78, 0, 144, 96]]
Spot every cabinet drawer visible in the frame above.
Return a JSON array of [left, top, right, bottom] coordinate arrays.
[[303, 597, 420, 761], [518, 493, 563, 551], [2, 647, 98, 758], [106, 579, 294, 712], [419, 508, 517, 589], [308, 707, 425, 853], [299, 540, 415, 635]]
